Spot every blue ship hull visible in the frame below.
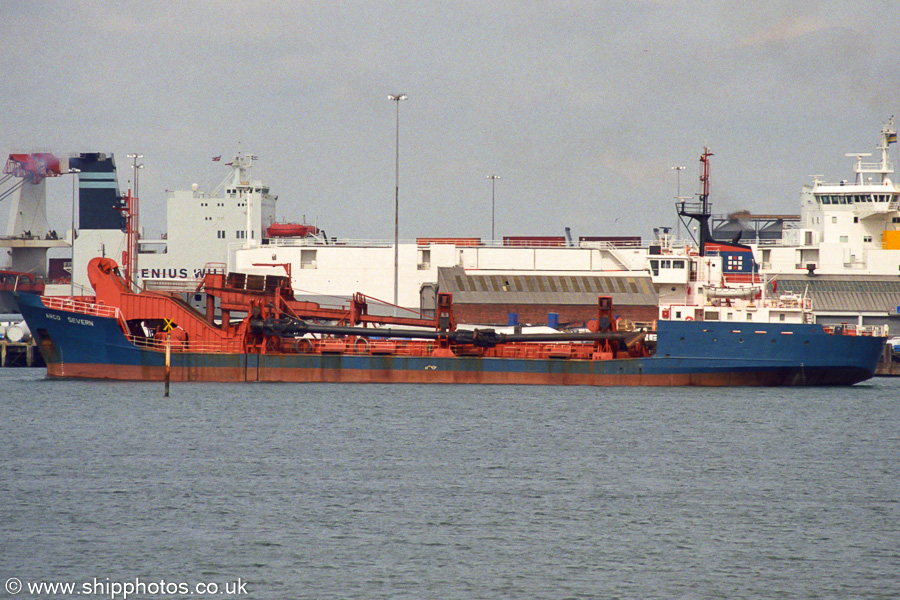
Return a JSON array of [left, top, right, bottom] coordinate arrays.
[[16, 292, 885, 386]]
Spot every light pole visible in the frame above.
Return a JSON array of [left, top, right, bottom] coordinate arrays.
[[671, 165, 685, 240], [388, 93, 407, 312], [487, 175, 500, 243], [69, 168, 80, 296], [127, 153, 144, 291]]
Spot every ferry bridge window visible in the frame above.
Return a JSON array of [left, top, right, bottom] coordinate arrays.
[[673, 260, 685, 269], [649, 260, 659, 276]]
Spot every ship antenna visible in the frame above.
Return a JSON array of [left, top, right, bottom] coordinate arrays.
[[881, 115, 897, 183], [676, 147, 716, 255]]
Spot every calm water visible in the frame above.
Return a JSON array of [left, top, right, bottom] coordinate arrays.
[[1, 369, 898, 599]]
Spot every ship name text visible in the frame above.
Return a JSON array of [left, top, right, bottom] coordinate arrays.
[[67, 317, 95, 326]]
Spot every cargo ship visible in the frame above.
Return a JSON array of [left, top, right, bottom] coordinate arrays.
[[14, 244, 886, 385], [11, 146, 890, 385]]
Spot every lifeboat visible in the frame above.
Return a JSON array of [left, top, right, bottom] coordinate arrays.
[[266, 223, 320, 238]]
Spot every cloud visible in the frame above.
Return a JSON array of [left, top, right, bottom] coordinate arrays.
[[737, 15, 829, 48]]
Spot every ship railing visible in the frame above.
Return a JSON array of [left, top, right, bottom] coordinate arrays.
[[125, 335, 245, 354], [143, 279, 203, 292], [762, 296, 811, 310], [821, 324, 889, 337], [723, 273, 762, 284], [812, 179, 892, 188], [41, 295, 123, 321], [262, 237, 651, 250]]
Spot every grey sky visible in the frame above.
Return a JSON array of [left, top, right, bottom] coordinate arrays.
[[2, 1, 898, 243]]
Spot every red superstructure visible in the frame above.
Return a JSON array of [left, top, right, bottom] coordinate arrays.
[[74, 256, 645, 364]]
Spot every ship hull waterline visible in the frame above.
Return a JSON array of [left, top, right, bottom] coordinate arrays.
[[45, 358, 873, 386], [18, 295, 883, 387]]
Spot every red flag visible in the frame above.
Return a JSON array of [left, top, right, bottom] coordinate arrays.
[[212, 155, 221, 162]]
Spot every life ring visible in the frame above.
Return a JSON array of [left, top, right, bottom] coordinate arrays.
[[661, 308, 670, 319], [685, 316, 694, 321], [353, 337, 370, 354]]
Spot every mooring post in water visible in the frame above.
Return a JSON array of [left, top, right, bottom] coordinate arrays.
[[164, 333, 171, 397]]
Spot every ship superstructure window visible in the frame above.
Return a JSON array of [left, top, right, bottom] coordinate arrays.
[[864, 236, 873, 243], [217, 231, 225, 239], [236, 231, 246, 239], [418, 249, 431, 270], [301, 249, 317, 269], [726, 255, 744, 271]]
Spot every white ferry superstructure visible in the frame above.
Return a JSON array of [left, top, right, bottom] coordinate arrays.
[[52, 153, 656, 325], [62, 153, 278, 294], [749, 117, 900, 327]]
